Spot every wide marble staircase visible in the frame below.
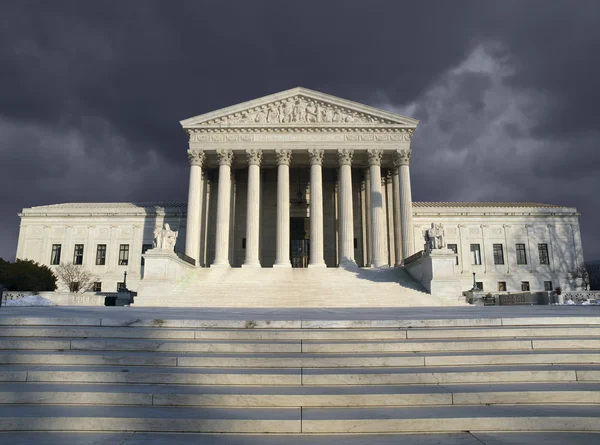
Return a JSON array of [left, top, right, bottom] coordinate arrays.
[[0, 312, 599, 444], [139, 266, 462, 307]]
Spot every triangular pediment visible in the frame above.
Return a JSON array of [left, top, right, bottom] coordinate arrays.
[[180, 87, 418, 128]]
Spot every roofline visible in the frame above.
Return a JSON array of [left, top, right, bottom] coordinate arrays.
[[179, 87, 419, 127]]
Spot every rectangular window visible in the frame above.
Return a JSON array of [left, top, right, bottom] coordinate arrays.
[[521, 281, 530, 291], [493, 244, 504, 265], [498, 281, 507, 291], [476, 282, 484, 291], [544, 281, 553, 291], [118, 244, 129, 266], [538, 243, 550, 265], [92, 282, 102, 292], [470, 244, 481, 265], [141, 244, 153, 266], [117, 282, 126, 291], [50, 244, 61, 265], [516, 243, 527, 265], [73, 244, 84, 265], [96, 244, 106, 266], [448, 244, 459, 265]]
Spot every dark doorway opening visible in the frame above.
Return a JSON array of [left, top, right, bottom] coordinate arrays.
[[290, 217, 309, 268]]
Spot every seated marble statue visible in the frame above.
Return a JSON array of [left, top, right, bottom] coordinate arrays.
[[425, 223, 445, 250], [153, 223, 178, 251]]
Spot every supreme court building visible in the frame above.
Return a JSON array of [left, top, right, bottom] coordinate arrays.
[[16, 88, 586, 306]]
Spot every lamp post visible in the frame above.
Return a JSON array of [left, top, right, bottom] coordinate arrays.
[[472, 272, 478, 291], [123, 271, 128, 291]]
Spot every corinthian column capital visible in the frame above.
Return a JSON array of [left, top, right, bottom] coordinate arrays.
[[187, 148, 205, 167], [308, 148, 325, 165], [275, 148, 292, 165], [337, 148, 354, 166], [393, 148, 411, 167], [216, 149, 234, 166], [367, 148, 384, 166], [245, 149, 263, 166]]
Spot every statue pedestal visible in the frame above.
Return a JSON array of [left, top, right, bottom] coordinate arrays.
[[136, 249, 195, 303], [404, 248, 463, 300]]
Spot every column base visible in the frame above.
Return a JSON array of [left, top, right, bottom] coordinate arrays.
[[371, 263, 390, 269], [339, 259, 359, 270], [273, 261, 292, 268], [308, 262, 327, 268], [241, 262, 261, 268], [210, 260, 231, 268]]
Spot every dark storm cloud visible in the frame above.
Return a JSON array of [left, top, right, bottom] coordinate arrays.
[[1, 0, 599, 260]]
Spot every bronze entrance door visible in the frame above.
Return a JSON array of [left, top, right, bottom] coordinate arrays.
[[290, 217, 309, 268]]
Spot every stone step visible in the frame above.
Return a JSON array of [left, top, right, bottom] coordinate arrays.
[[301, 405, 600, 433], [5, 335, 598, 354], [1, 382, 599, 406], [0, 365, 301, 385], [3, 325, 599, 340], [302, 364, 600, 384], [2, 314, 598, 329], [303, 338, 600, 353], [2, 364, 598, 385], [2, 432, 599, 445], [2, 349, 598, 367], [0, 405, 301, 433], [0, 404, 598, 433]]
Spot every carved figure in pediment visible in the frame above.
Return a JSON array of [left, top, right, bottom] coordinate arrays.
[[267, 105, 280, 123], [305, 102, 321, 123], [322, 107, 334, 122], [280, 101, 294, 123], [293, 98, 307, 122], [254, 108, 267, 124]]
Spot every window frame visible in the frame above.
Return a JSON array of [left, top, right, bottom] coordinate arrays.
[[493, 244, 504, 265], [73, 244, 84, 265], [141, 243, 153, 266], [96, 244, 107, 266], [544, 281, 553, 291], [50, 244, 62, 265], [92, 282, 102, 292], [447, 243, 459, 265], [498, 281, 507, 292], [470, 244, 481, 265], [538, 243, 550, 265], [118, 244, 129, 266], [516, 243, 528, 265]]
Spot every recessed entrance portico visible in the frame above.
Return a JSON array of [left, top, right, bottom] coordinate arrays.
[[181, 87, 418, 269]]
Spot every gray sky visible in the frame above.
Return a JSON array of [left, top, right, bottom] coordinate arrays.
[[1, 0, 599, 261]]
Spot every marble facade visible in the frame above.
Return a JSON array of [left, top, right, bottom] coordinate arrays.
[[14, 88, 586, 299]]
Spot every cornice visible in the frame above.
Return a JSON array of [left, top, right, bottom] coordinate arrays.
[[180, 87, 419, 128]]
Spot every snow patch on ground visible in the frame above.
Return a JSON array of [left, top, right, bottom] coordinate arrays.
[[5, 295, 57, 307]]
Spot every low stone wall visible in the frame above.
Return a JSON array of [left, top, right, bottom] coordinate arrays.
[[562, 291, 600, 303], [1, 290, 106, 306]]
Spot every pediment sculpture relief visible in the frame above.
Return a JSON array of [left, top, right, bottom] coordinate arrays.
[[201, 96, 395, 126]]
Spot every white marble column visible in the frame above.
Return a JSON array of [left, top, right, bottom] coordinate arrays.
[[274, 148, 292, 267], [212, 149, 234, 267], [337, 148, 355, 266], [185, 148, 205, 265], [391, 166, 402, 266], [308, 148, 326, 267], [367, 148, 387, 267], [364, 168, 372, 266], [243, 149, 262, 267], [395, 148, 415, 262]]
